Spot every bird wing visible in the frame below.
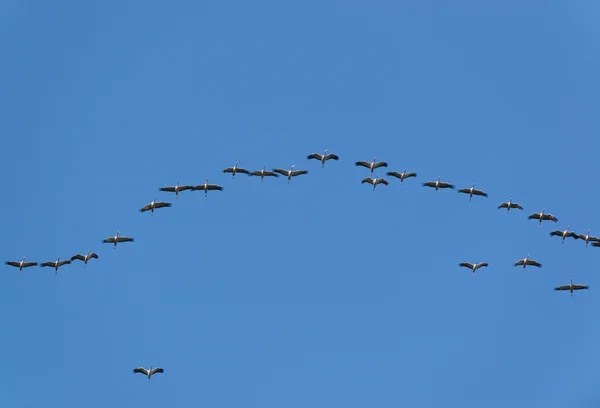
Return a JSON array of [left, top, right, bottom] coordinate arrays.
[[527, 213, 541, 220], [5, 261, 20, 267], [272, 169, 288, 176], [307, 153, 322, 161], [458, 188, 471, 194], [498, 203, 508, 209], [236, 168, 251, 175], [386, 171, 402, 179], [593, 242, 600, 247], [150, 367, 165, 375], [71, 254, 85, 261], [223, 168, 234, 173], [291, 170, 308, 177], [58, 260, 71, 266], [207, 185, 223, 191], [159, 186, 176, 192], [264, 171, 279, 177], [589, 236, 600, 242], [459, 262, 473, 269], [554, 285, 570, 291], [116, 236, 134, 243], [472, 189, 488, 197], [22, 262, 37, 267], [178, 185, 193, 191], [422, 182, 436, 187], [565, 232, 579, 239], [527, 260, 542, 267], [103, 237, 116, 243], [439, 182, 454, 189], [477, 262, 489, 268], [89, 253, 99, 259], [373, 162, 388, 169], [512, 203, 524, 210], [572, 284, 589, 290], [154, 202, 172, 209], [250, 171, 262, 176], [139, 204, 152, 212], [354, 161, 370, 168], [549, 230, 562, 237], [40, 262, 54, 267], [133, 368, 149, 376], [361, 177, 374, 184], [514, 260, 524, 266], [376, 178, 389, 185], [405, 172, 417, 178], [325, 154, 339, 161], [542, 214, 558, 222]]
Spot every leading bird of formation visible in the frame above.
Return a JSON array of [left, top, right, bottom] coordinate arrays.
[[4, 149, 592, 381]]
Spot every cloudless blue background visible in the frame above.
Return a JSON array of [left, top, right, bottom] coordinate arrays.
[[2, 1, 600, 406]]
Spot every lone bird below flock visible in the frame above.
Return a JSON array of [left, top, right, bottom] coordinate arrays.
[[70, 251, 99, 267], [361, 175, 389, 191], [192, 177, 224, 196], [498, 199, 524, 212], [577, 229, 600, 246], [223, 162, 251, 177], [458, 184, 488, 200], [159, 182, 193, 199], [549, 225, 579, 243], [458, 260, 489, 274], [422, 176, 455, 192], [386, 169, 417, 183], [527, 209, 558, 225], [139, 197, 172, 215], [40, 257, 71, 274], [133, 366, 164, 382], [355, 157, 388, 174], [514, 254, 542, 269], [272, 165, 309, 183], [250, 166, 280, 182], [5, 257, 37, 273], [102, 231, 135, 249], [307, 149, 339, 167], [554, 279, 589, 297]]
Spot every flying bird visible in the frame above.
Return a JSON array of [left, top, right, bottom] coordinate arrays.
[[133, 366, 164, 382], [223, 162, 251, 177], [549, 225, 579, 243], [40, 257, 71, 274], [361, 174, 389, 191], [578, 229, 600, 246], [192, 177, 224, 196], [355, 157, 388, 174], [139, 197, 172, 215], [250, 166, 280, 182], [70, 251, 99, 267], [514, 254, 542, 269], [457, 184, 488, 200], [422, 176, 455, 191], [307, 149, 339, 167], [5, 257, 37, 273], [386, 169, 417, 183], [498, 199, 523, 212], [272, 165, 309, 183], [527, 208, 558, 225], [102, 230, 134, 249], [458, 260, 489, 274], [159, 182, 193, 199], [554, 278, 589, 297]]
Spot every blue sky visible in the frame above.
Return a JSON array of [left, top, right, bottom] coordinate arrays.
[[1, 1, 600, 406]]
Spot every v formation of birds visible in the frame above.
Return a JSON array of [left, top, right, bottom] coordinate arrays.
[[4, 149, 592, 380]]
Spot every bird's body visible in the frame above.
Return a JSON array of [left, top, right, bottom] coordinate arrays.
[[192, 177, 224, 196], [361, 174, 389, 191], [250, 166, 279, 182], [458, 260, 488, 274], [514, 254, 542, 269], [159, 182, 192, 199], [223, 162, 251, 177], [355, 157, 388, 174], [554, 278, 589, 297], [70, 251, 99, 268], [422, 176, 455, 191], [458, 184, 488, 201], [272, 165, 309, 183], [549, 225, 579, 243], [498, 199, 523, 212], [40, 257, 71, 274], [5, 257, 37, 273], [577, 229, 599, 246], [386, 168, 417, 183], [140, 197, 172, 215], [527, 208, 558, 225], [307, 149, 339, 168], [102, 230, 134, 249], [133, 365, 164, 382]]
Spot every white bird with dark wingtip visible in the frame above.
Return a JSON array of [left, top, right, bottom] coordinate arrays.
[[307, 149, 339, 168], [554, 278, 589, 297], [514, 254, 542, 269], [386, 168, 417, 183], [355, 157, 388, 174], [139, 197, 172, 215], [133, 365, 164, 382], [361, 174, 389, 191], [40, 257, 71, 274], [223, 162, 251, 177], [272, 165, 309, 183], [578, 229, 600, 246], [192, 177, 224, 197], [102, 230, 135, 249], [250, 166, 280, 182], [549, 225, 579, 243], [70, 251, 99, 268], [458, 260, 488, 274], [159, 182, 193, 199], [422, 176, 455, 192], [527, 208, 558, 225], [458, 184, 488, 201], [498, 198, 523, 212], [5, 257, 37, 273]]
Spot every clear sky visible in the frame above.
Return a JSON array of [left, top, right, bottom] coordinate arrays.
[[1, 1, 599, 406]]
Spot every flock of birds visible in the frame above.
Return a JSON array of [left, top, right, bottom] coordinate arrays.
[[5, 149, 592, 382]]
